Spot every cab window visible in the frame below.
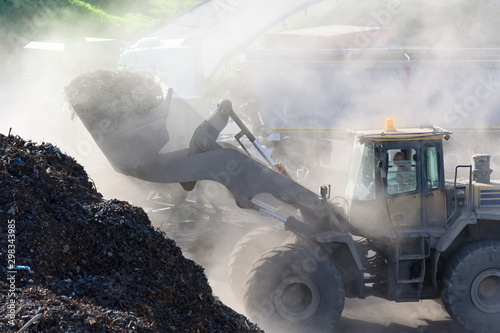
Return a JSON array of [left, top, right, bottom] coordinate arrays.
[[387, 149, 417, 195], [424, 146, 441, 190], [346, 140, 376, 201]]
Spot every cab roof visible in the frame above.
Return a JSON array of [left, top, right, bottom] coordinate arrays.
[[351, 123, 452, 142]]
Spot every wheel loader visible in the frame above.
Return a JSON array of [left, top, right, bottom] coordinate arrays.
[[67, 76, 500, 333]]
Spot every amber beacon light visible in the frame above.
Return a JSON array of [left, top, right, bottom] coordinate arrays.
[[385, 118, 396, 132]]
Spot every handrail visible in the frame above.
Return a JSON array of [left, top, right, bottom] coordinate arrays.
[[446, 165, 473, 227]]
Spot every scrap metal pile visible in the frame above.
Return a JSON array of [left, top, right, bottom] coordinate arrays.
[[65, 70, 165, 130], [0, 133, 262, 332]]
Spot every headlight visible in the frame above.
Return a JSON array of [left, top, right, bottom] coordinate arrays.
[[455, 187, 466, 206]]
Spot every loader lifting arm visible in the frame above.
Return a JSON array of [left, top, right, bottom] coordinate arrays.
[[135, 99, 347, 233], [67, 84, 346, 234]]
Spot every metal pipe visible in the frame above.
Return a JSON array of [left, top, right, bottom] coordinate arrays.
[[252, 140, 276, 166], [259, 207, 287, 222]]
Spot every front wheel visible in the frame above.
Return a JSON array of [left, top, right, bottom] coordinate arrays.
[[228, 225, 292, 303], [441, 240, 500, 333], [243, 244, 345, 333]]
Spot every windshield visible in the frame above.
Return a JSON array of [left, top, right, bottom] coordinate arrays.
[[346, 139, 376, 202]]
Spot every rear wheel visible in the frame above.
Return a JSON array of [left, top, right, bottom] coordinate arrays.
[[244, 244, 345, 333], [441, 240, 500, 333], [228, 225, 291, 303]]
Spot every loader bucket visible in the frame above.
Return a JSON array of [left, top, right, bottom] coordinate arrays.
[[65, 70, 205, 173]]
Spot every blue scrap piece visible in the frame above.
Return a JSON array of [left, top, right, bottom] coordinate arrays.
[[16, 266, 31, 273]]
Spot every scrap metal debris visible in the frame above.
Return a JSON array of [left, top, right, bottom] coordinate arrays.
[[0, 133, 263, 332], [65, 70, 165, 130]]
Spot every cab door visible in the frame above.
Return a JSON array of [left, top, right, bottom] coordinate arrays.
[[385, 147, 422, 227], [422, 143, 447, 227]]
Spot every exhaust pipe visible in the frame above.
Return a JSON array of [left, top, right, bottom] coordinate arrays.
[[472, 154, 492, 183]]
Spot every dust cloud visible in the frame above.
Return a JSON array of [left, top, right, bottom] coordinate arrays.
[[237, 0, 500, 190], [1, 1, 499, 333]]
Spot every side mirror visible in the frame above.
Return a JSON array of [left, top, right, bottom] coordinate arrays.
[[320, 185, 331, 199]]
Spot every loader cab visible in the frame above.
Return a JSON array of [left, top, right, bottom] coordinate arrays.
[[345, 121, 451, 238]]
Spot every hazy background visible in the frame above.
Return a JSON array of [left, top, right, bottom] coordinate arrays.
[[1, 1, 499, 332]]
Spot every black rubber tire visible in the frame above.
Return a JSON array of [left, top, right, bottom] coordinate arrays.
[[243, 243, 345, 333], [441, 240, 500, 333], [227, 225, 291, 303]]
